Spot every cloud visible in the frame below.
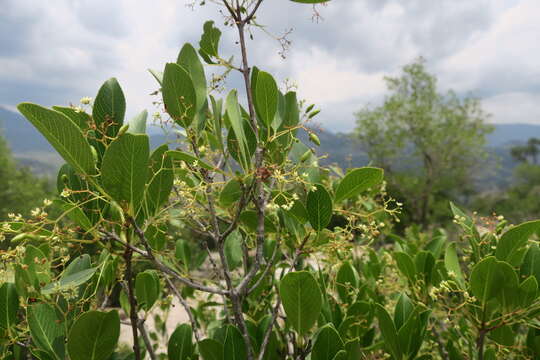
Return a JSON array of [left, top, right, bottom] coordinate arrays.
[[484, 92, 540, 124], [1, 0, 539, 132]]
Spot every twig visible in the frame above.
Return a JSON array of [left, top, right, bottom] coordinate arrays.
[[165, 276, 201, 343], [123, 241, 142, 360], [103, 229, 228, 295], [137, 319, 157, 360]]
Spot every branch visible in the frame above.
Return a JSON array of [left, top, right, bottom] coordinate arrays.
[[245, 0, 264, 23], [123, 236, 142, 360], [165, 276, 201, 343], [103, 229, 228, 295], [137, 319, 157, 360]]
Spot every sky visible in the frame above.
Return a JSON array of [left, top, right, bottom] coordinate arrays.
[[1, 0, 539, 132]]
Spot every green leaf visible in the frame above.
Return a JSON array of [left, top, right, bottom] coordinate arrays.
[[177, 43, 207, 112], [23, 245, 51, 288], [449, 202, 474, 229], [489, 325, 515, 346], [331, 350, 347, 360], [67, 310, 120, 360], [127, 110, 148, 134], [52, 199, 93, 231], [226, 90, 251, 170], [198, 338, 224, 360], [224, 230, 243, 270], [143, 145, 174, 216], [521, 244, 540, 284], [101, 133, 149, 213], [41, 264, 98, 296], [254, 71, 278, 127], [28, 303, 65, 360], [223, 325, 246, 360], [311, 324, 344, 360], [52, 106, 91, 130], [175, 239, 192, 272], [393, 252, 416, 283], [307, 184, 333, 231], [239, 210, 277, 233], [146, 224, 167, 251], [496, 220, 540, 264], [519, 276, 538, 307], [93, 78, 126, 139], [168, 324, 194, 360], [414, 250, 435, 285], [334, 167, 384, 202], [282, 91, 300, 131], [148, 69, 163, 85], [394, 294, 414, 330], [0, 283, 18, 331], [135, 270, 160, 311], [199, 21, 221, 64], [444, 242, 465, 288], [470, 256, 519, 309], [374, 304, 402, 360], [17, 103, 96, 175], [280, 271, 322, 335], [219, 179, 243, 207], [336, 261, 359, 303], [167, 149, 215, 171], [162, 62, 197, 127]]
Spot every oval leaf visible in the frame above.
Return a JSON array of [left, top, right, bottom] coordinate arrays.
[[307, 184, 333, 231], [334, 167, 383, 203], [168, 324, 194, 360], [101, 133, 149, 214], [93, 78, 126, 139], [0, 283, 19, 331], [162, 62, 197, 127], [67, 310, 120, 360], [311, 324, 344, 360], [198, 338, 224, 360], [17, 103, 96, 175], [223, 325, 246, 360], [254, 71, 278, 127], [280, 271, 322, 335], [135, 270, 160, 311], [28, 303, 65, 360]]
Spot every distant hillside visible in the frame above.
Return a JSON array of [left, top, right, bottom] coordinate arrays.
[[0, 106, 537, 184], [487, 124, 540, 147]]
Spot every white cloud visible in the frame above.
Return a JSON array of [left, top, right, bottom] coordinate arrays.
[[289, 46, 386, 105], [1, 0, 540, 130], [484, 92, 540, 124], [440, 0, 540, 94]]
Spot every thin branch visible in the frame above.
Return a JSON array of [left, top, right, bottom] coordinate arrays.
[[165, 276, 201, 343], [123, 243, 142, 360], [137, 319, 157, 360], [103, 229, 228, 295], [245, 0, 264, 23]]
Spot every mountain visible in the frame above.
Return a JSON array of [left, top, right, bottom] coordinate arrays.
[[0, 106, 537, 182], [487, 124, 540, 147]]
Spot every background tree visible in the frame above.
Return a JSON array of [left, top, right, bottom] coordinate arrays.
[[353, 57, 493, 226], [510, 137, 540, 164], [0, 131, 51, 220]]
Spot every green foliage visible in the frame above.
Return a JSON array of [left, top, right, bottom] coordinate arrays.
[[354, 57, 493, 225], [0, 132, 51, 220], [5, 2, 540, 360], [280, 271, 322, 335], [66, 310, 120, 360]]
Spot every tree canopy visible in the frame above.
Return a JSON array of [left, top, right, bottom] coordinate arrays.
[[354, 58, 493, 225]]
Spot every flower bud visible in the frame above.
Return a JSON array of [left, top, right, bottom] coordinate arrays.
[[309, 133, 321, 146], [118, 124, 129, 137], [300, 149, 311, 163]]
